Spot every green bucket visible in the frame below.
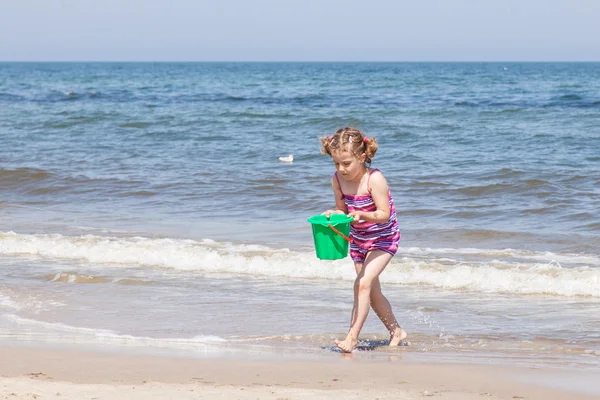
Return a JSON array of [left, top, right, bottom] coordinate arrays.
[[307, 214, 354, 260]]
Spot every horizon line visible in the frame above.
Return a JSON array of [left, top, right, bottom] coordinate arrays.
[[1, 60, 599, 63]]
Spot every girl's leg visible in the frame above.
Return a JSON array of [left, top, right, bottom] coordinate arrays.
[[345, 261, 366, 328], [334, 250, 393, 352], [369, 277, 407, 345], [354, 261, 407, 346]]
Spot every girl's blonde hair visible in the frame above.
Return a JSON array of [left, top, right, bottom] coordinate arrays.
[[320, 127, 378, 166]]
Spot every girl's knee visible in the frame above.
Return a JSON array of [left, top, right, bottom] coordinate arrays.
[[354, 277, 372, 293]]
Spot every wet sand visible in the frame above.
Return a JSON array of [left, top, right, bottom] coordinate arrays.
[[1, 346, 599, 399]]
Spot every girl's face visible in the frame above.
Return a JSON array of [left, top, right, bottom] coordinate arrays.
[[331, 150, 366, 181]]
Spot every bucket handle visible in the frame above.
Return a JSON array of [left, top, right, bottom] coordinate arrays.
[[327, 224, 352, 243]]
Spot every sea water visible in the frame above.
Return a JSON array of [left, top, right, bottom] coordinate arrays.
[[1, 62, 599, 369]]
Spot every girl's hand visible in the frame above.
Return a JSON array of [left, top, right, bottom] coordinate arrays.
[[322, 209, 344, 218], [348, 211, 362, 223]]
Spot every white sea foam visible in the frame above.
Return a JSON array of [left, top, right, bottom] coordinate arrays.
[[1, 231, 599, 297], [0, 314, 227, 351], [0, 294, 19, 311], [399, 246, 600, 266], [384, 258, 600, 297], [0, 289, 65, 313]]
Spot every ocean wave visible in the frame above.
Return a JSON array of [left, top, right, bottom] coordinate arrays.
[[0, 168, 161, 198], [0, 168, 53, 187], [1, 231, 599, 298], [119, 121, 154, 128], [449, 180, 555, 196], [41, 272, 153, 285], [0, 295, 19, 311], [493, 167, 526, 178], [0, 92, 25, 102], [448, 96, 600, 110], [0, 288, 64, 312], [399, 246, 600, 265], [557, 94, 583, 101], [0, 314, 226, 350]]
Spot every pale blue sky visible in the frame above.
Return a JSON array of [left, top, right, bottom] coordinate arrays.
[[1, 0, 599, 61]]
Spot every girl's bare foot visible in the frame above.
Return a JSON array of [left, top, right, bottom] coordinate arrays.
[[389, 327, 408, 346], [334, 336, 358, 353]]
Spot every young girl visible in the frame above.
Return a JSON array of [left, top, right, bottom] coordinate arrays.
[[321, 127, 407, 353]]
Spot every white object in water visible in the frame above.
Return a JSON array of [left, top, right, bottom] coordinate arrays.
[[278, 154, 294, 163]]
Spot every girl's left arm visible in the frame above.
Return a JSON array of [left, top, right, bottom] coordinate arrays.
[[350, 172, 391, 223]]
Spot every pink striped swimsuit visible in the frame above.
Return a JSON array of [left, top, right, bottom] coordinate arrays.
[[335, 169, 401, 263]]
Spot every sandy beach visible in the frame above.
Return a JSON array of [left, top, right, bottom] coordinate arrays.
[[1, 346, 599, 400]]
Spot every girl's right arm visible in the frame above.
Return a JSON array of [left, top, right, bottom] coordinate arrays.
[[323, 175, 348, 217]]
